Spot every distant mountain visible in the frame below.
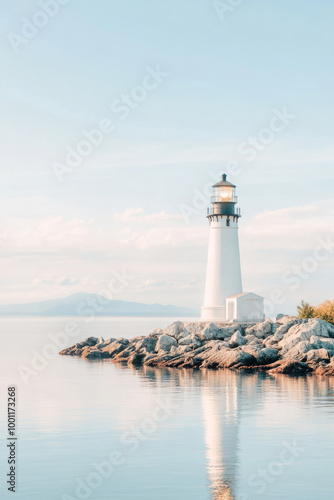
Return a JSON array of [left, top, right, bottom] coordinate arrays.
[[0, 293, 199, 318]]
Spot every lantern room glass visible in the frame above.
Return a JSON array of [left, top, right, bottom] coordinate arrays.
[[213, 185, 235, 202]]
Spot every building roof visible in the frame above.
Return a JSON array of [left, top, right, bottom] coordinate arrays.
[[213, 173, 236, 189], [227, 292, 264, 299]]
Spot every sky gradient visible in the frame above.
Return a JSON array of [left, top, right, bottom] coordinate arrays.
[[1, 0, 334, 315]]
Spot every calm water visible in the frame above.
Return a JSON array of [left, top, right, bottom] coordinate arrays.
[[1, 317, 334, 500]]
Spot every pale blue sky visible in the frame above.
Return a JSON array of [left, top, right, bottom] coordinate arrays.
[[0, 0, 333, 314]]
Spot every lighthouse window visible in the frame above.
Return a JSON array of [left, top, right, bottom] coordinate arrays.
[[226, 219, 230, 227]]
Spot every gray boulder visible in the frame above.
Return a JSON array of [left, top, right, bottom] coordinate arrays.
[[101, 338, 130, 358], [270, 361, 312, 375], [202, 346, 256, 369], [179, 337, 193, 346], [257, 348, 279, 365], [246, 320, 273, 339], [283, 341, 314, 361], [306, 349, 330, 363], [96, 338, 116, 349], [148, 328, 164, 338], [242, 344, 263, 359], [163, 322, 184, 338], [273, 319, 301, 341], [202, 323, 222, 340], [309, 336, 334, 352], [190, 333, 203, 348], [81, 337, 99, 347], [178, 327, 191, 339], [183, 323, 205, 336], [85, 350, 102, 360], [229, 330, 247, 348], [156, 335, 178, 352], [140, 336, 158, 353], [279, 319, 330, 355], [175, 345, 192, 354]]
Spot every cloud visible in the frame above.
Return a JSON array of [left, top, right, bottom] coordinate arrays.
[[114, 208, 183, 222], [241, 199, 334, 251], [0, 216, 94, 252], [117, 226, 207, 250], [134, 279, 168, 290]]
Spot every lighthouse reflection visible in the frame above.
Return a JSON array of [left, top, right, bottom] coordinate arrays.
[[201, 371, 240, 500], [138, 366, 242, 499]]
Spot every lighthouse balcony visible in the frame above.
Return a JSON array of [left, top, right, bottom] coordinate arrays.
[[207, 207, 241, 217]]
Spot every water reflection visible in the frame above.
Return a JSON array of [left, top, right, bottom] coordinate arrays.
[[201, 371, 240, 500], [136, 367, 334, 500]]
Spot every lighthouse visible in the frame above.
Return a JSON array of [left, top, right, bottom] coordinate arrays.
[[201, 174, 264, 323]]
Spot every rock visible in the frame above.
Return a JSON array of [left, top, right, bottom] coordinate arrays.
[[310, 336, 334, 352], [229, 330, 247, 348], [82, 337, 99, 347], [140, 336, 158, 353], [179, 337, 193, 346], [178, 332, 203, 348], [148, 328, 164, 338], [128, 352, 145, 366], [306, 349, 330, 363], [257, 348, 279, 365], [156, 335, 178, 352], [101, 338, 130, 358], [276, 315, 301, 326], [220, 326, 243, 339], [246, 320, 273, 339], [242, 344, 263, 359], [84, 350, 102, 360], [178, 328, 191, 339], [276, 314, 285, 321], [273, 319, 301, 341], [315, 358, 334, 376], [283, 341, 314, 362], [183, 323, 205, 336], [201, 323, 240, 341], [163, 322, 184, 338], [59, 318, 334, 377], [175, 345, 192, 354], [244, 334, 263, 345], [97, 338, 116, 349], [113, 345, 137, 360], [279, 319, 330, 355], [201, 344, 256, 369], [202, 323, 222, 340], [264, 338, 280, 349], [270, 361, 312, 375], [189, 333, 203, 349], [324, 322, 334, 338]]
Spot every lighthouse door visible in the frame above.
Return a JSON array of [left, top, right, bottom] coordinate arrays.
[[227, 301, 235, 321]]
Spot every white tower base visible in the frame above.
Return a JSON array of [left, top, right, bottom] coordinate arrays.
[[202, 218, 242, 322]]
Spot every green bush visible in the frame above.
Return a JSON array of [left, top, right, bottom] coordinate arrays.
[[314, 300, 334, 326], [297, 301, 315, 319], [298, 300, 334, 325]]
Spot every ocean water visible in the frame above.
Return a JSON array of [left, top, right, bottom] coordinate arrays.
[[1, 317, 334, 500]]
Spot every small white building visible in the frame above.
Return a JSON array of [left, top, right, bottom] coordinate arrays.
[[226, 292, 265, 323]]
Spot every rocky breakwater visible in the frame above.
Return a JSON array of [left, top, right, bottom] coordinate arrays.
[[59, 316, 334, 376]]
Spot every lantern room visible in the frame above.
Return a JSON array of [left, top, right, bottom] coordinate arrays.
[[208, 174, 240, 218], [211, 174, 237, 203]]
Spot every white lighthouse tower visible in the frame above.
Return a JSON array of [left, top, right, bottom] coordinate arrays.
[[201, 174, 264, 323]]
